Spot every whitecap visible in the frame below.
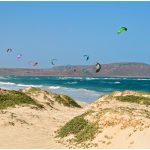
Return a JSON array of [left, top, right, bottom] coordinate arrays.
[[17, 84, 43, 87], [85, 77, 99, 80], [58, 77, 82, 80], [137, 78, 150, 81], [65, 82, 78, 85], [0, 82, 15, 85], [114, 81, 120, 84], [104, 77, 121, 80], [48, 86, 61, 89]]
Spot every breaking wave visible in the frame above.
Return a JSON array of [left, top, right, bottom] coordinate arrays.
[[0, 82, 15, 85], [58, 77, 83, 80], [48, 86, 61, 89], [65, 82, 78, 85]]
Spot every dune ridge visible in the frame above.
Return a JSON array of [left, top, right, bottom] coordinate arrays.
[[0, 87, 150, 148], [56, 90, 150, 148]]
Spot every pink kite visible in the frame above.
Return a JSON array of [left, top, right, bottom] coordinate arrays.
[[17, 54, 22, 59]]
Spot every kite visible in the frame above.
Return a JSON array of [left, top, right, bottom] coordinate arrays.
[[17, 54, 22, 59], [51, 59, 57, 65], [6, 49, 12, 53], [83, 55, 89, 61], [33, 62, 38, 67], [28, 61, 38, 67], [96, 63, 101, 73], [117, 27, 127, 34]]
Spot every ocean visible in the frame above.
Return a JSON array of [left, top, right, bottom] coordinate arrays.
[[0, 76, 150, 103]]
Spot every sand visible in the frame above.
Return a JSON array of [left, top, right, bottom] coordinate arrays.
[[0, 87, 87, 148], [0, 88, 150, 148], [0, 103, 87, 148]]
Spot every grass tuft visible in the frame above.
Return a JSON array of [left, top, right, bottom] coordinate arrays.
[[116, 95, 150, 106], [57, 115, 97, 143], [75, 123, 97, 143], [24, 87, 81, 108], [81, 110, 95, 117], [24, 87, 41, 94], [53, 94, 81, 108], [57, 116, 88, 138], [0, 90, 43, 109]]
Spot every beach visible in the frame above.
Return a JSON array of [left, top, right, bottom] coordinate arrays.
[[0, 1, 150, 148], [0, 86, 150, 148], [0, 87, 87, 148]]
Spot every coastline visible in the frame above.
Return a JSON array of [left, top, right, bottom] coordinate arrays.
[[0, 76, 150, 103]]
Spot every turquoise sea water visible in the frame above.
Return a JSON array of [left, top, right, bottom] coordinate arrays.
[[0, 76, 150, 103]]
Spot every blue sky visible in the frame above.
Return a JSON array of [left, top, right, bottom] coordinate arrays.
[[0, 1, 150, 68]]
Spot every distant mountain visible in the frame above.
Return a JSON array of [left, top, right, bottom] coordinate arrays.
[[0, 62, 150, 77]]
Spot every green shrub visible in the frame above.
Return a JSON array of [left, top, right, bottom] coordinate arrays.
[[76, 123, 97, 143], [81, 110, 95, 117], [116, 95, 150, 106], [57, 115, 97, 143], [54, 94, 81, 108], [0, 90, 43, 109], [25, 87, 41, 94], [57, 116, 88, 138], [24, 87, 81, 108]]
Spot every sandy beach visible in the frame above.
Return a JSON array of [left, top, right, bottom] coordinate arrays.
[[0, 1, 150, 148], [0, 87, 150, 148], [0, 87, 87, 148]]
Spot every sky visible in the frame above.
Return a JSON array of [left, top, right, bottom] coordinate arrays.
[[0, 1, 150, 68]]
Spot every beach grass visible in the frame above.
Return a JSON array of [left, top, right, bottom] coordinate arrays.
[[57, 116, 88, 138], [23, 87, 81, 108], [116, 95, 150, 106], [53, 94, 81, 108], [81, 109, 95, 117], [0, 90, 43, 109], [57, 115, 97, 143], [23, 87, 41, 94], [75, 123, 97, 143]]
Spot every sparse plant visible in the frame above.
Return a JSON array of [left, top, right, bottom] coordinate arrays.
[[116, 95, 150, 106], [57, 116, 88, 138], [0, 90, 44, 109], [75, 123, 97, 143], [57, 114, 98, 144], [53, 94, 81, 108]]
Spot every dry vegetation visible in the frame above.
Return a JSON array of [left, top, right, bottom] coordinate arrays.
[[0, 88, 150, 148], [56, 90, 150, 148]]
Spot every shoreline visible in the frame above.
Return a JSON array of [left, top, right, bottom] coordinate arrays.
[[1, 74, 150, 78], [0, 76, 150, 103]]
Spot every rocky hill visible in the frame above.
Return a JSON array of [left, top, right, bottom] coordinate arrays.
[[0, 62, 150, 77]]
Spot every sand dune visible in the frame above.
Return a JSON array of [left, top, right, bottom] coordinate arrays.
[[56, 90, 150, 148], [0, 88, 150, 148], [0, 87, 87, 148]]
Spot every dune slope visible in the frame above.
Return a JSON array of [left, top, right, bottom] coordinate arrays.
[[56, 90, 150, 148], [0, 87, 86, 148]]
